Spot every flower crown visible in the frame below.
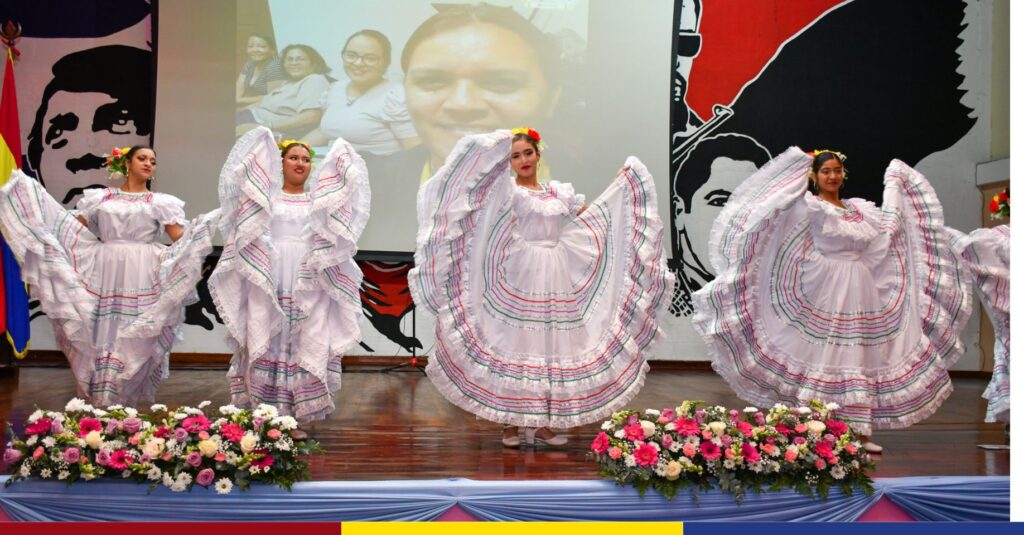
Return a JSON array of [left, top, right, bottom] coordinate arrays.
[[989, 187, 1009, 220], [808, 149, 847, 163], [104, 146, 134, 178], [511, 127, 546, 150], [278, 139, 315, 158]]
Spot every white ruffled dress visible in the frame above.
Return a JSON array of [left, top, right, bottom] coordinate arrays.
[[949, 225, 1010, 423], [0, 171, 216, 406], [209, 127, 369, 422], [410, 131, 672, 428], [692, 147, 971, 434]]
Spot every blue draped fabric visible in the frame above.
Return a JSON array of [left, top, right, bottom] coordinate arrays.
[[0, 476, 1008, 522], [875, 477, 1011, 521]]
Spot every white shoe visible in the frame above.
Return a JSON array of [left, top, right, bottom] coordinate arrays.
[[862, 440, 883, 454], [502, 426, 521, 448], [524, 427, 568, 446]]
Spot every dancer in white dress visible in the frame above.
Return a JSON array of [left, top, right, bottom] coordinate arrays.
[[411, 129, 672, 447], [692, 149, 972, 453], [949, 189, 1009, 424], [210, 128, 369, 423], [0, 146, 217, 406]]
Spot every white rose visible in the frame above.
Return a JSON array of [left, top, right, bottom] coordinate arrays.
[[142, 438, 166, 458], [197, 439, 219, 458], [239, 433, 258, 453], [806, 420, 827, 436], [85, 431, 103, 449], [707, 421, 727, 436], [664, 461, 683, 480], [27, 410, 44, 423], [640, 420, 657, 438]]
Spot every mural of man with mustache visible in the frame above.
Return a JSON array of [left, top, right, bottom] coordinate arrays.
[[26, 44, 153, 206]]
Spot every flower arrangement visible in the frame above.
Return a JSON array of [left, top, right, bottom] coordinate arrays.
[[104, 146, 134, 178], [3, 399, 322, 494], [988, 187, 1009, 220], [589, 400, 875, 502]]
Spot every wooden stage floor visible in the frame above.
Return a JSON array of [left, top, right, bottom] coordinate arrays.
[[0, 366, 1009, 481]]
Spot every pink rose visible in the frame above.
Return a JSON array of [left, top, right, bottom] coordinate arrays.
[[633, 443, 659, 467], [845, 443, 858, 455], [214, 452, 227, 462], [50, 420, 65, 435], [736, 421, 753, 437], [759, 443, 777, 456], [828, 456, 839, 465], [3, 448, 22, 464], [795, 423, 808, 433], [63, 447, 81, 464], [608, 447, 623, 460], [661, 434, 674, 449], [701, 430, 713, 440], [196, 468, 215, 487], [775, 424, 794, 436], [32, 446, 45, 460], [724, 447, 735, 460], [122, 417, 142, 434], [815, 459, 826, 470], [682, 443, 697, 458], [784, 449, 798, 462], [186, 451, 203, 467], [590, 432, 610, 454], [198, 431, 210, 441], [267, 429, 282, 440], [815, 441, 834, 459], [128, 434, 140, 446]]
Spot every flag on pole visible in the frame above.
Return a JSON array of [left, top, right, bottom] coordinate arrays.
[[1, 32, 31, 358]]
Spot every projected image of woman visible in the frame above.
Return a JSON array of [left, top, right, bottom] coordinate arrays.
[[210, 129, 369, 424], [0, 147, 218, 406], [411, 128, 672, 447], [235, 44, 331, 139], [236, 33, 286, 108], [302, 30, 419, 156]]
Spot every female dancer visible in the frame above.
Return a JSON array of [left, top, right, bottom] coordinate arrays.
[[0, 147, 217, 405], [411, 128, 672, 447], [692, 148, 971, 453], [949, 188, 1009, 424], [210, 127, 369, 422]]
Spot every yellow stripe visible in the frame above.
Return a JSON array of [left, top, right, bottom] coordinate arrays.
[[0, 136, 16, 186], [343, 522, 682, 535]]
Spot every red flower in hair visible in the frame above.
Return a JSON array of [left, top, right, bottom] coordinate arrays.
[[999, 190, 1009, 202], [989, 199, 1000, 213], [527, 129, 540, 142]]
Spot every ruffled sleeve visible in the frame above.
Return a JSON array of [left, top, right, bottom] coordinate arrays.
[[804, 193, 882, 243], [74, 187, 107, 228], [706, 146, 812, 274], [381, 84, 418, 141], [151, 193, 187, 227], [550, 181, 585, 215]]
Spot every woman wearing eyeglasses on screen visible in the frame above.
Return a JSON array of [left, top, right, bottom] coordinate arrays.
[[302, 30, 419, 157]]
